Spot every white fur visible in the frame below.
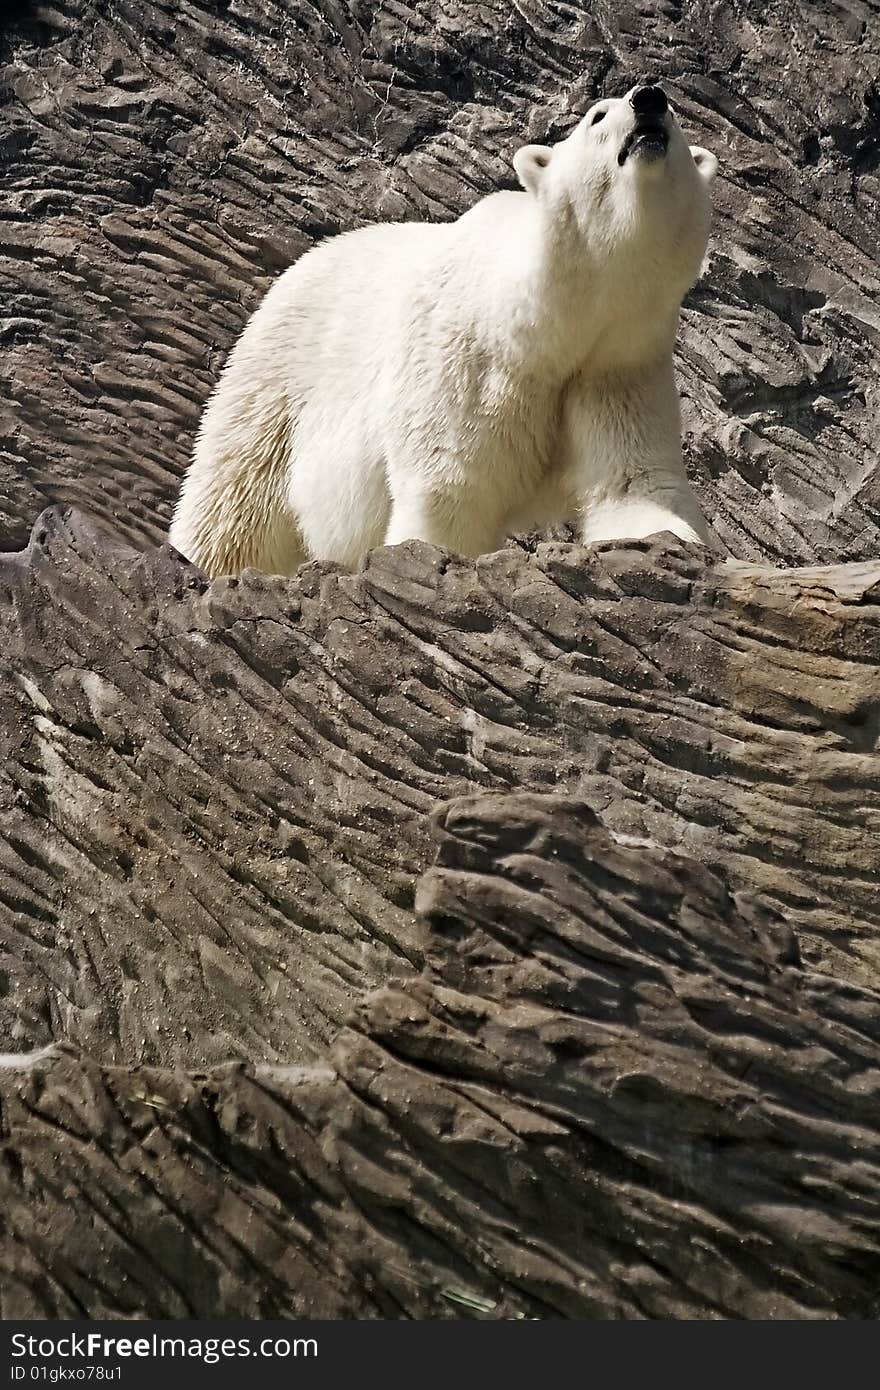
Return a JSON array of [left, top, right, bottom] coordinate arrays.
[[170, 86, 718, 576]]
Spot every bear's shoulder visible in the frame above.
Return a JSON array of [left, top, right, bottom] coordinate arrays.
[[454, 188, 530, 234]]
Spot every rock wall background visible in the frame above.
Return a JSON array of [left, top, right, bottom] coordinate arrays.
[[1, 0, 879, 1320], [2, 0, 880, 563]]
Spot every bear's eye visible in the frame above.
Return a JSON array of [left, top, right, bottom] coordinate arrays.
[[590, 109, 607, 126]]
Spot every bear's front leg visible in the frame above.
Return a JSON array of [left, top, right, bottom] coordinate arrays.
[[384, 486, 507, 557], [563, 360, 717, 550], [581, 490, 712, 547]]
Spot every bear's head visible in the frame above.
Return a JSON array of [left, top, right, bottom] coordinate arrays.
[[514, 80, 717, 295]]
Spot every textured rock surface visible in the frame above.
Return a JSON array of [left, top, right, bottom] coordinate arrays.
[[3, 788, 880, 1320], [3, 509, 880, 1073], [2, 0, 880, 1321], [1, 511, 879, 1317]]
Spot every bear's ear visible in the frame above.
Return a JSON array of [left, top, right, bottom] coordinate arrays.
[[690, 146, 718, 186], [514, 144, 553, 194]]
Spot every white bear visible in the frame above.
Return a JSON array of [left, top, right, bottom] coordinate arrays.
[[169, 80, 718, 577]]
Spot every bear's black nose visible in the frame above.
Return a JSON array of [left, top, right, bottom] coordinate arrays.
[[630, 83, 668, 119]]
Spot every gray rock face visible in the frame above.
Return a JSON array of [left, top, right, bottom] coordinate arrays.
[[3, 771, 880, 1318], [2, 511, 879, 1318], [1, 0, 879, 1321]]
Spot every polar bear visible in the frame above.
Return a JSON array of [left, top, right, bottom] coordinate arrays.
[[169, 80, 718, 577]]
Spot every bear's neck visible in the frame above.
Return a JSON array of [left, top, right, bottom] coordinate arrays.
[[489, 204, 685, 378]]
